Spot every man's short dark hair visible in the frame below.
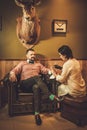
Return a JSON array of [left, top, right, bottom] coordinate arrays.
[[26, 48, 35, 54]]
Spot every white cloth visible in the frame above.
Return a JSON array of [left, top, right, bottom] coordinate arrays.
[[56, 58, 86, 97], [49, 75, 55, 79], [48, 70, 52, 75]]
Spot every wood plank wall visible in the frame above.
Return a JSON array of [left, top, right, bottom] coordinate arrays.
[[0, 60, 87, 86]]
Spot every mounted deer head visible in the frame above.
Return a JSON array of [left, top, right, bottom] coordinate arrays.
[[15, 0, 41, 49]]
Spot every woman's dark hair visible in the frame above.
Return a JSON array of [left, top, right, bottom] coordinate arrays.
[[58, 45, 73, 59]]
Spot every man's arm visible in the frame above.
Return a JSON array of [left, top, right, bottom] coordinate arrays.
[[9, 71, 17, 82], [9, 62, 23, 82]]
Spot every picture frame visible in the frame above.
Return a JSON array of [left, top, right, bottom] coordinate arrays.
[[0, 16, 2, 31], [52, 19, 67, 35]]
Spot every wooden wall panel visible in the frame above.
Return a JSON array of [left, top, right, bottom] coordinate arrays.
[[0, 60, 20, 79], [0, 60, 87, 86]]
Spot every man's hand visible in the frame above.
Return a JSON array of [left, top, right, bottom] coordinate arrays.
[[9, 72, 17, 82]]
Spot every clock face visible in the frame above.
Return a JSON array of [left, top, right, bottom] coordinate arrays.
[[52, 20, 67, 34], [54, 21, 66, 32]]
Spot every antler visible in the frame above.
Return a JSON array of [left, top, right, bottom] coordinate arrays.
[[15, 0, 41, 7], [15, 0, 24, 7]]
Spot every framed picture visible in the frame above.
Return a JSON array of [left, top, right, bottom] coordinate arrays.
[[0, 16, 2, 31], [52, 19, 67, 35]]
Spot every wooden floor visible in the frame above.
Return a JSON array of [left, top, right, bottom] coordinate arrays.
[[0, 104, 87, 130]]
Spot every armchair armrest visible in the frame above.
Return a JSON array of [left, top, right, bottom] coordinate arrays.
[[0, 73, 10, 87]]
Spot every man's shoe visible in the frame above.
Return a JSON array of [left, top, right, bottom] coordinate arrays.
[[35, 114, 42, 125]]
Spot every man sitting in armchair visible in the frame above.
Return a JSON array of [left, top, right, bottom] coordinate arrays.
[[9, 48, 61, 125]]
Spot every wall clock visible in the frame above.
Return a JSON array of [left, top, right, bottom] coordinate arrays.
[[52, 19, 67, 35]]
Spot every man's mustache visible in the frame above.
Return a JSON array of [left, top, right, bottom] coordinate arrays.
[[31, 57, 35, 59]]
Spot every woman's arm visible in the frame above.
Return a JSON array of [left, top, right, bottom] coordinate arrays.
[[56, 61, 72, 83]]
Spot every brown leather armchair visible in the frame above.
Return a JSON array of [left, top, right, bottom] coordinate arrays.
[[8, 74, 58, 116]]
